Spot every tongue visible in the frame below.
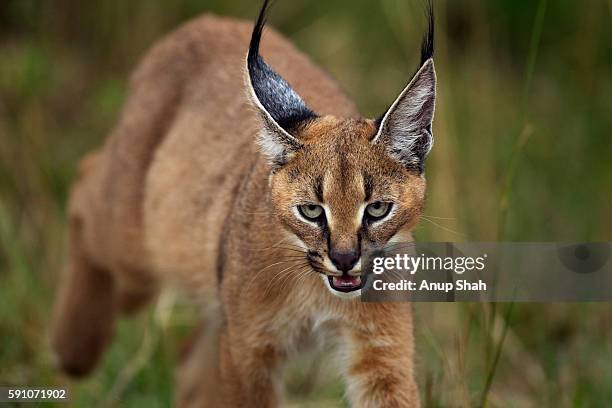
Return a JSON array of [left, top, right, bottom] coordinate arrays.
[[332, 275, 361, 288]]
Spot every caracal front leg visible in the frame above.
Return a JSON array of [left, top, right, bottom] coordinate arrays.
[[218, 325, 285, 407], [342, 304, 420, 408]]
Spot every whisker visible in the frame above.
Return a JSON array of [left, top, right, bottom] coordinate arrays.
[[263, 262, 310, 296], [245, 259, 304, 293], [266, 255, 308, 260], [422, 214, 457, 221], [242, 245, 304, 253], [288, 267, 313, 292], [279, 264, 313, 294], [273, 262, 313, 296], [419, 217, 466, 237], [244, 243, 306, 253]]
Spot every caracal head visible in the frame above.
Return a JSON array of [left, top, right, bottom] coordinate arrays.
[[246, 0, 436, 298]]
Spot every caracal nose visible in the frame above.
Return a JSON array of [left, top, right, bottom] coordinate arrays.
[[329, 249, 359, 273]]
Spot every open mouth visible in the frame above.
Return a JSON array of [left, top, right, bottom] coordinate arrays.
[[327, 275, 363, 293]]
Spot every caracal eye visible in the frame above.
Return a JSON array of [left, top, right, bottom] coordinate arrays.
[[365, 202, 392, 220], [298, 204, 324, 220]]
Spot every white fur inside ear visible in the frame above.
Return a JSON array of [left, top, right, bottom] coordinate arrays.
[[372, 59, 436, 167], [257, 128, 287, 162]]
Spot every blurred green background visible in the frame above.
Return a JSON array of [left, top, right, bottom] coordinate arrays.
[[1, 0, 611, 406]]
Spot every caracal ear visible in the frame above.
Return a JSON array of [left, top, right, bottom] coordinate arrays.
[[372, 2, 436, 173], [246, 0, 317, 169]]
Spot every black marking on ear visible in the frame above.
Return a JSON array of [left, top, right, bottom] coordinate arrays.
[[420, 0, 434, 66], [248, 0, 317, 133]]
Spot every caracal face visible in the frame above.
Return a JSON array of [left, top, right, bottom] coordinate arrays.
[[268, 116, 427, 297]]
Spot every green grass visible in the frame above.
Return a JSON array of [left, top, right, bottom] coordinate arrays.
[[1, 0, 611, 406]]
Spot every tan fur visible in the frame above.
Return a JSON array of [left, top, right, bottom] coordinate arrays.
[[51, 14, 422, 407]]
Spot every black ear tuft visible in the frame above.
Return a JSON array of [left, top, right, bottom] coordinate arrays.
[[420, 0, 434, 65], [372, 1, 436, 172], [247, 0, 317, 133]]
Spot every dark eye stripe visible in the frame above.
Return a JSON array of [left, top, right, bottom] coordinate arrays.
[[314, 176, 324, 202], [363, 173, 374, 202]]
